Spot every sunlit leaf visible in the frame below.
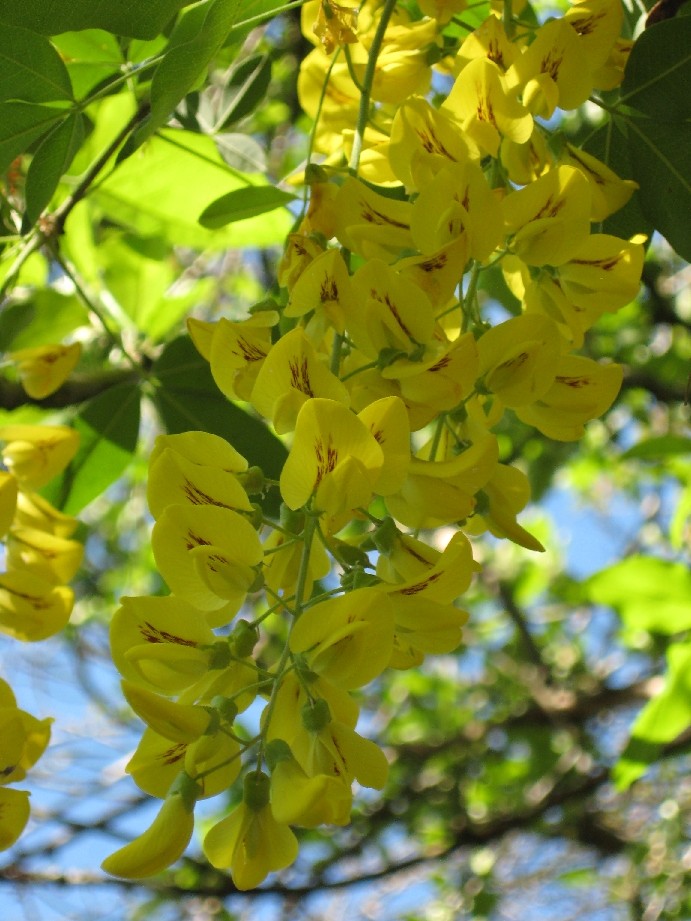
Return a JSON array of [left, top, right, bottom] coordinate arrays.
[[199, 186, 295, 229], [586, 556, 691, 635], [0, 0, 192, 40]]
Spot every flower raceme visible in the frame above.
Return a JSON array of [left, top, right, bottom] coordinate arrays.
[[103, 0, 645, 889]]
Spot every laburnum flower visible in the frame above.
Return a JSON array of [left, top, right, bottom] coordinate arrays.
[[0, 425, 79, 489], [500, 131, 552, 186], [502, 165, 592, 267], [102, 785, 196, 879], [410, 162, 503, 262], [0, 690, 51, 786], [251, 327, 350, 434], [147, 433, 251, 520], [263, 516, 331, 599], [348, 259, 436, 365], [0, 788, 30, 850], [0, 472, 17, 538], [515, 356, 623, 440], [591, 37, 632, 91], [298, 49, 360, 154], [110, 595, 217, 695], [0, 570, 73, 641], [8, 343, 81, 400], [188, 314, 276, 402], [396, 236, 470, 308], [419, 0, 469, 25], [126, 725, 241, 799], [560, 145, 637, 221], [13, 488, 78, 538], [279, 398, 384, 528], [377, 532, 474, 666], [6, 527, 83, 584], [453, 15, 518, 75], [151, 504, 262, 622], [312, 0, 359, 54], [268, 740, 352, 826], [506, 19, 594, 117], [564, 0, 623, 72], [477, 313, 562, 408], [385, 434, 498, 529], [556, 234, 645, 316], [388, 96, 473, 193], [465, 463, 545, 551], [398, 332, 479, 415], [352, 19, 437, 105], [121, 681, 211, 743], [357, 395, 410, 495], [277, 233, 324, 290], [204, 771, 298, 890], [290, 587, 395, 689], [284, 248, 356, 337], [442, 58, 533, 158], [333, 177, 414, 262]]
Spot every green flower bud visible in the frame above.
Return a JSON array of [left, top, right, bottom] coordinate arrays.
[[243, 770, 270, 811], [301, 698, 331, 733]]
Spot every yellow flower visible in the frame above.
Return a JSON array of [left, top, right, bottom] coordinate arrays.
[[263, 522, 331, 599], [419, 0, 468, 25], [197, 315, 276, 402], [0, 703, 51, 785], [500, 131, 552, 186], [477, 313, 562, 408], [515, 356, 623, 440], [0, 571, 73, 641], [268, 742, 352, 826], [7, 527, 83, 584], [284, 248, 356, 337], [560, 145, 637, 221], [9, 343, 81, 399], [13, 489, 78, 537], [203, 772, 298, 890], [502, 165, 592, 267], [151, 504, 262, 620], [251, 327, 350, 434], [410, 161, 503, 262], [465, 463, 545, 551], [279, 398, 383, 524], [454, 15, 517, 74], [121, 681, 211, 743], [312, 0, 359, 54], [442, 57, 533, 157], [102, 788, 195, 879], [277, 233, 324, 290], [290, 587, 395, 688], [388, 96, 473, 193], [0, 788, 30, 850], [0, 472, 17, 539], [110, 595, 216, 695], [557, 234, 645, 315], [565, 0, 623, 72], [0, 425, 79, 489], [333, 177, 414, 262]]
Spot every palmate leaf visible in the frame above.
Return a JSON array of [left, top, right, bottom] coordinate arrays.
[[151, 336, 287, 516], [0, 0, 191, 40]]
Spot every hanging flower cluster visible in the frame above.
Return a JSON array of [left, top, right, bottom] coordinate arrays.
[[104, 0, 645, 888], [0, 423, 82, 848]]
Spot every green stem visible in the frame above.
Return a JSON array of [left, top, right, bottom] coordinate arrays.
[[348, 0, 398, 175], [503, 0, 515, 38]]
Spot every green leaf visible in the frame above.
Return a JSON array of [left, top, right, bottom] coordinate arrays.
[[216, 53, 272, 129], [0, 101, 70, 174], [0, 289, 88, 351], [151, 336, 287, 516], [624, 118, 691, 261], [199, 185, 295, 229], [23, 113, 85, 228], [620, 18, 691, 124], [0, 0, 191, 40], [51, 30, 124, 99], [94, 129, 291, 249], [138, 0, 243, 144], [586, 556, 691, 635], [0, 21, 73, 103], [614, 640, 691, 788], [44, 382, 141, 515], [622, 434, 691, 460], [214, 133, 267, 173], [584, 120, 654, 243]]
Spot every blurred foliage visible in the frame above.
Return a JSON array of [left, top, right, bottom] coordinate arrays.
[[0, 0, 689, 919]]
